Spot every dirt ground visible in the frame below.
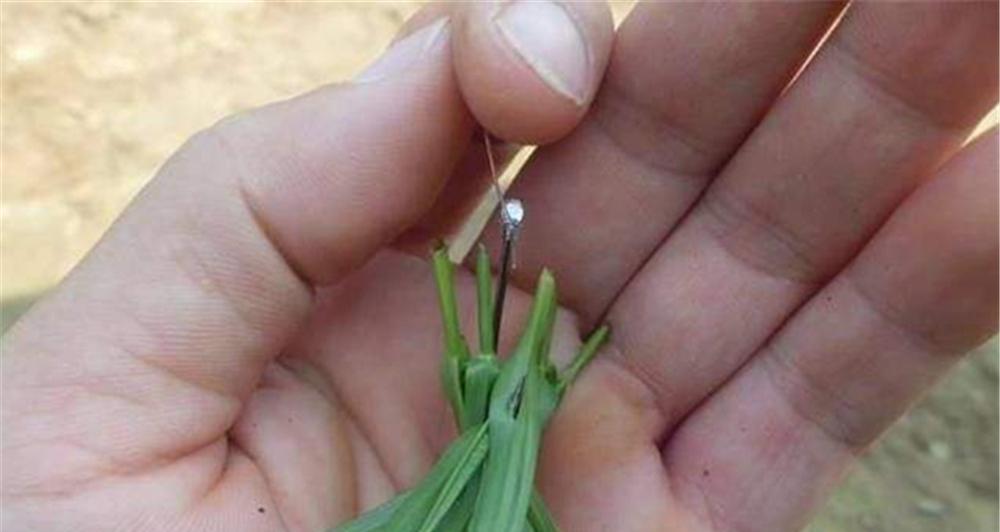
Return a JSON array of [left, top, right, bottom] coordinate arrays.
[[1, 3, 996, 531]]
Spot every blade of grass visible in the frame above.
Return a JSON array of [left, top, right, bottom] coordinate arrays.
[[416, 424, 489, 532], [536, 289, 561, 422], [475, 244, 495, 355], [433, 473, 480, 531], [461, 354, 500, 431], [556, 325, 610, 397], [476, 348, 547, 532], [432, 247, 469, 427], [342, 249, 605, 532], [470, 271, 557, 532], [537, 287, 558, 372], [384, 423, 487, 532]]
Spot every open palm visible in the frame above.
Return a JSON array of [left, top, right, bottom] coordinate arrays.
[[3, 3, 997, 532]]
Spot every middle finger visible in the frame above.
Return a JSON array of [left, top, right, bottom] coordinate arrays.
[[484, 1, 845, 326], [609, 0, 997, 436]]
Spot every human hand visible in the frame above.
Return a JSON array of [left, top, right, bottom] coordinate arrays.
[[2, 3, 996, 532]]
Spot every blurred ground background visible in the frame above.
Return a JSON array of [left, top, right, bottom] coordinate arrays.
[[1, 3, 996, 531]]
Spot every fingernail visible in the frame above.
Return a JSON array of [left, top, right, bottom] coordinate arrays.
[[355, 18, 450, 83], [495, 1, 590, 105]]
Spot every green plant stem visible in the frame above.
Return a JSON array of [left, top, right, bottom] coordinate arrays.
[[475, 244, 495, 355], [470, 271, 557, 532], [432, 247, 469, 427], [337, 247, 611, 532], [461, 354, 500, 431], [417, 424, 490, 532], [385, 423, 488, 532], [557, 325, 610, 397]]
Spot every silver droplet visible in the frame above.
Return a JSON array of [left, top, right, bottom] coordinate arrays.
[[503, 198, 524, 229]]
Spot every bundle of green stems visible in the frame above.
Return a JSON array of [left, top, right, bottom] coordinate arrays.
[[335, 245, 608, 532]]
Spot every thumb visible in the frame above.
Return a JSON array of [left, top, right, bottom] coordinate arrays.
[[218, 17, 467, 284], [2, 17, 469, 487]]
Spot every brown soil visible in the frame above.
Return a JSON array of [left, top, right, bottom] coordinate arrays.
[[2, 4, 996, 531]]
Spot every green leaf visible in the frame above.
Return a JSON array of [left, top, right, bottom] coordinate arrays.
[[417, 424, 490, 532], [461, 354, 500, 431], [487, 270, 556, 416], [339, 248, 608, 532], [557, 325, 610, 398], [475, 244, 495, 355], [469, 271, 557, 532], [384, 424, 488, 532], [432, 247, 469, 427], [433, 476, 479, 531], [537, 284, 559, 373], [534, 377, 561, 439], [441, 355, 465, 432]]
